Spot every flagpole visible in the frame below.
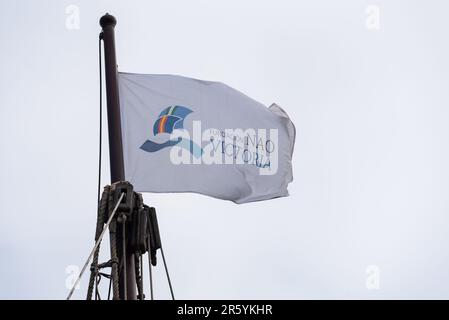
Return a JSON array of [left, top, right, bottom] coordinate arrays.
[[99, 13, 137, 300]]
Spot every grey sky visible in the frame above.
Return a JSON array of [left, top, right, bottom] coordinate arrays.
[[1, 0, 449, 299]]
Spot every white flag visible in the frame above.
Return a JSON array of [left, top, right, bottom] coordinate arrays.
[[118, 72, 295, 204]]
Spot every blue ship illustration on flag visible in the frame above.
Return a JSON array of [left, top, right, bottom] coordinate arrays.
[[140, 105, 203, 157]]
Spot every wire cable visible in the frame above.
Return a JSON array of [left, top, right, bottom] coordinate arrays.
[[93, 32, 103, 299], [97, 32, 103, 208], [160, 247, 175, 300], [86, 37, 105, 299]]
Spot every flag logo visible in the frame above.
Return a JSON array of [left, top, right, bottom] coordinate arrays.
[[140, 105, 202, 157], [153, 106, 192, 135]]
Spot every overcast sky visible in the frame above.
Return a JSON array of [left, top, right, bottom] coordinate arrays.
[[1, 0, 449, 299]]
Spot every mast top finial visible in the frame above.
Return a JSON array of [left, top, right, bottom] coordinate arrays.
[[100, 13, 116, 28]]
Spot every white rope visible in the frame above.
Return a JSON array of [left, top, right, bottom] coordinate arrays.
[[66, 192, 125, 300]]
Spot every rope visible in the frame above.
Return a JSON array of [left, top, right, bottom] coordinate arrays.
[[146, 232, 154, 300], [139, 255, 144, 300], [86, 32, 105, 300], [120, 214, 128, 300], [97, 32, 103, 210], [107, 271, 112, 300], [108, 193, 121, 300], [135, 253, 144, 300], [86, 186, 110, 299], [148, 211, 174, 300], [66, 192, 125, 300], [161, 246, 175, 300]]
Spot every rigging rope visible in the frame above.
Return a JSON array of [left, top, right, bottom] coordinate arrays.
[[108, 192, 121, 299], [66, 192, 125, 300], [120, 214, 128, 300], [86, 186, 109, 299], [161, 246, 175, 300], [86, 32, 105, 300], [97, 32, 103, 209], [146, 231, 154, 300]]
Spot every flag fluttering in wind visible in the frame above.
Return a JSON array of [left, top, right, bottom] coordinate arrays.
[[118, 72, 295, 204]]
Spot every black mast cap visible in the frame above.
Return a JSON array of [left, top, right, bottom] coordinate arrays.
[[100, 13, 117, 28]]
